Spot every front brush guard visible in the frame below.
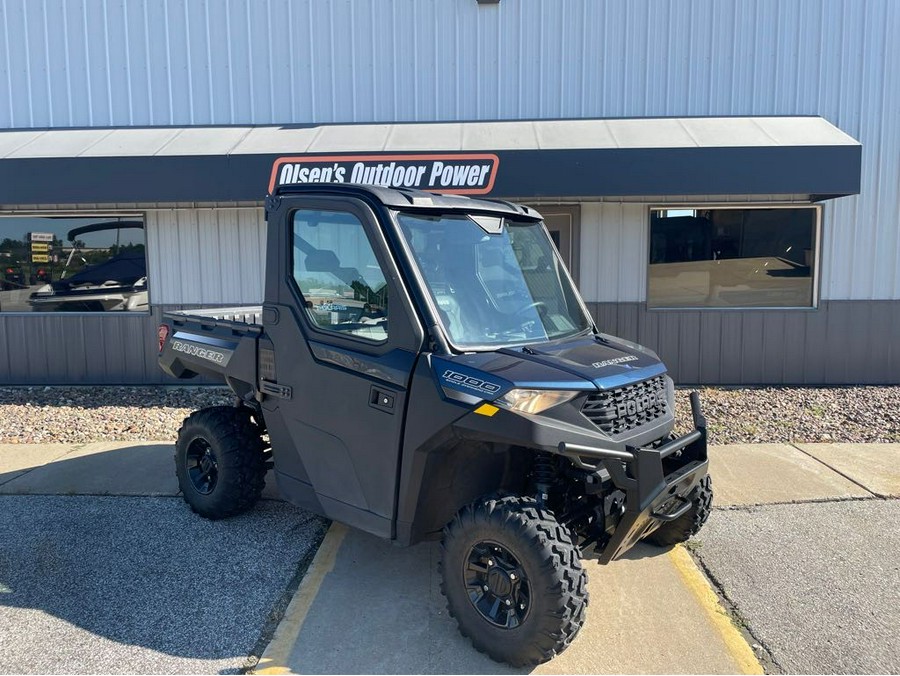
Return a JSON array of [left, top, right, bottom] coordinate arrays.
[[558, 392, 709, 563]]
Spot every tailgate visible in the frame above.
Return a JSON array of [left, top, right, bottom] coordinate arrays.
[[158, 308, 262, 383]]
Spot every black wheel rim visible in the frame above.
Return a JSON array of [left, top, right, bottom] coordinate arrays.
[[463, 540, 531, 629], [186, 438, 218, 495]]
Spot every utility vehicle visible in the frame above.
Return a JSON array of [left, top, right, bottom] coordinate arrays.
[[158, 183, 711, 666]]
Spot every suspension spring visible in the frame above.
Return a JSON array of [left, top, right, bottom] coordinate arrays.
[[532, 452, 559, 504], [532, 452, 555, 484]]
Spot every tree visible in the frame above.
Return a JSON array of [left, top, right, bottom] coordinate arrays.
[[0, 238, 24, 252]]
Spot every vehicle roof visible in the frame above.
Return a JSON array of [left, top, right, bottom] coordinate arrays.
[[271, 183, 543, 220]]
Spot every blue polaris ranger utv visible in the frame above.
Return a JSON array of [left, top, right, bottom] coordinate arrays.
[[158, 183, 711, 666]]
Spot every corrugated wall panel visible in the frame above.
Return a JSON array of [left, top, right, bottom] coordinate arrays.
[[145, 207, 266, 305], [0, 0, 897, 299], [0, 311, 166, 385], [13, 296, 899, 386], [579, 202, 647, 303], [587, 301, 900, 386]]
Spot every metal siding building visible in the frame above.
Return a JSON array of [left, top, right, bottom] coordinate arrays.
[[0, 0, 897, 385]]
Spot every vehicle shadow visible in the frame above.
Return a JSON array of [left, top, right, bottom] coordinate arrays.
[[0, 445, 306, 673], [618, 540, 674, 561], [0, 442, 180, 496], [0, 442, 281, 499]]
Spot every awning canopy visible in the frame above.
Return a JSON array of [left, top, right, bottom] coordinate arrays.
[[0, 117, 860, 205]]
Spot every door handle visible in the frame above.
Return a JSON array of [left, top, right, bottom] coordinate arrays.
[[369, 386, 395, 413]]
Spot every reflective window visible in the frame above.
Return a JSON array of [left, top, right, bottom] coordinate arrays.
[[0, 216, 147, 313], [648, 207, 818, 308], [292, 209, 388, 342]]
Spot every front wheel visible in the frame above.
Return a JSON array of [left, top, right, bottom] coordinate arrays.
[[440, 495, 588, 667], [644, 474, 713, 546]]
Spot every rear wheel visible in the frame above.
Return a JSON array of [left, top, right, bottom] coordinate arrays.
[[175, 406, 267, 520], [644, 474, 713, 546], [440, 495, 588, 667]]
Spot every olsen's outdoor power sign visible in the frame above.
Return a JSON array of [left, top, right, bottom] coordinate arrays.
[[269, 154, 499, 195]]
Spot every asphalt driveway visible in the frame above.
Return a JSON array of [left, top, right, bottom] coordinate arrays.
[[695, 499, 900, 674], [0, 495, 327, 674]]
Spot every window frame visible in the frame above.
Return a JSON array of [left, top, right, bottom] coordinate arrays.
[[287, 205, 392, 347], [645, 203, 823, 311], [0, 210, 150, 316]]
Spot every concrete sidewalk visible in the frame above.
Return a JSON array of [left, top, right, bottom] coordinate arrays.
[[255, 525, 760, 675], [2, 440, 898, 674], [4, 440, 896, 502]]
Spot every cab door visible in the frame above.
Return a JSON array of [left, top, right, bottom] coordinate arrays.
[[260, 196, 425, 538]]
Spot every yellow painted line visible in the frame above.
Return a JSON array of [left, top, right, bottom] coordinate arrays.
[[474, 403, 499, 417], [668, 545, 764, 675], [253, 522, 349, 675]]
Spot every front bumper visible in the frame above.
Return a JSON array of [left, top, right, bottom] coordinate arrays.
[[559, 392, 710, 563]]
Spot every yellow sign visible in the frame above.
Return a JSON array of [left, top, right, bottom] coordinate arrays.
[[31, 254, 50, 263], [31, 242, 49, 252]]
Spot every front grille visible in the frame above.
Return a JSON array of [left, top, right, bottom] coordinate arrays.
[[581, 375, 668, 436]]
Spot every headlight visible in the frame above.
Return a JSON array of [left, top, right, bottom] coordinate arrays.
[[495, 389, 579, 414]]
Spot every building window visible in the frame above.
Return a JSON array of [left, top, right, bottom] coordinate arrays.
[[648, 206, 819, 309], [0, 215, 147, 313], [291, 209, 388, 343]]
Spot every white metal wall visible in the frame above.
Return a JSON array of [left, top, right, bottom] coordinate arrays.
[[579, 202, 647, 303], [0, 0, 897, 300], [145, 207, 266, 305]]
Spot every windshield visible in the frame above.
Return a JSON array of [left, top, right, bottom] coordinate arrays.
[[396, 212, 592, 349]]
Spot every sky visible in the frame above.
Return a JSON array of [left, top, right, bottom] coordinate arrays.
[[0, 217, 144, 247]]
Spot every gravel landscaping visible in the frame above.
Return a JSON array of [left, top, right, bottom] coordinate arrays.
[[0, 387, 233, 445], [0, 384, 897, 445], [672, 386, 900, 444]]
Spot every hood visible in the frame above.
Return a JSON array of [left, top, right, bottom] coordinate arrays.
[[434, 332, 666, 401]]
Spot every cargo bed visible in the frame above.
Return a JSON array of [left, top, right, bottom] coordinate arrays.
[[166, 305, 264, 327], [159, 306, 264, 389]]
